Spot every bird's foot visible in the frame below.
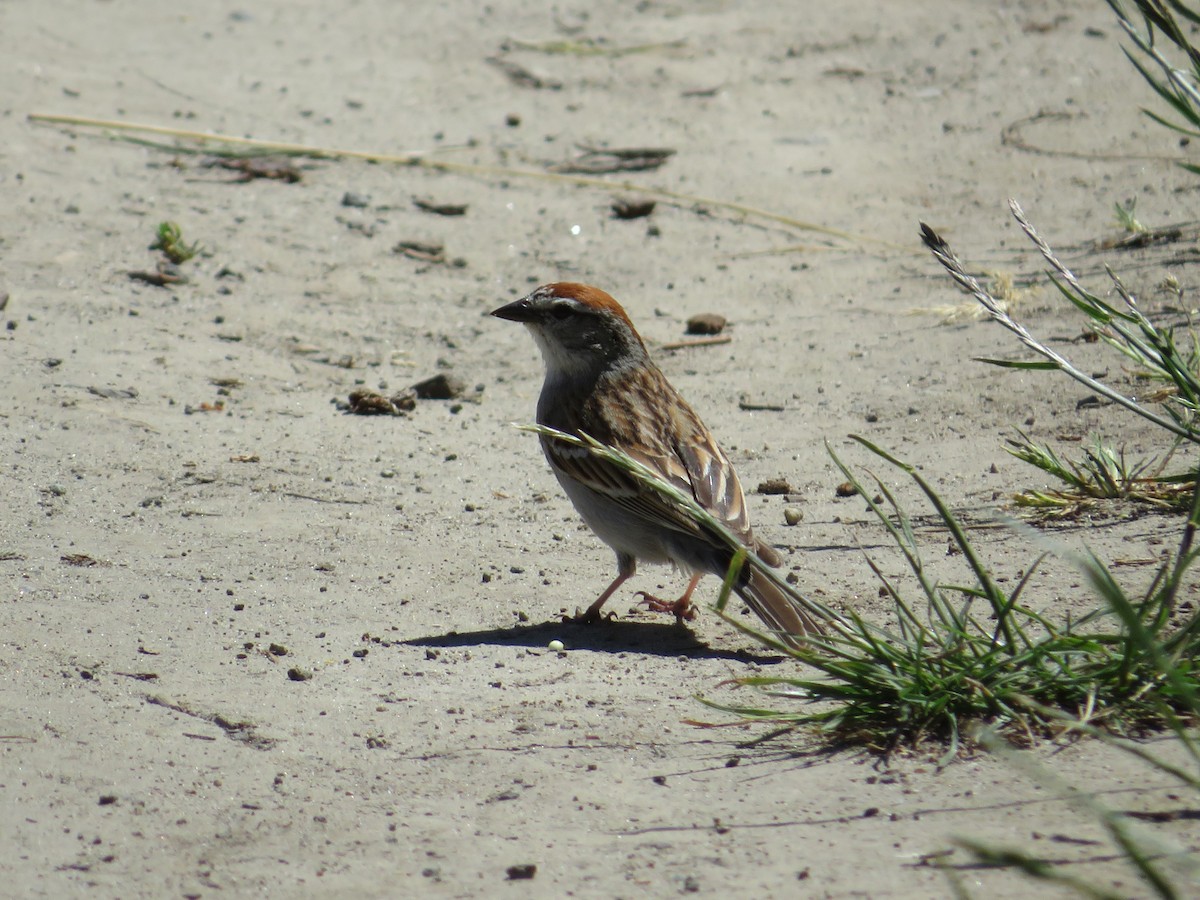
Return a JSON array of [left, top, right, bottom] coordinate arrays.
[[564, 606, 618, 625], [636, 591, 697, 623]]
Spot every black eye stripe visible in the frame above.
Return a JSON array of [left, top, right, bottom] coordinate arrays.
[[549, 303, 573, 320]]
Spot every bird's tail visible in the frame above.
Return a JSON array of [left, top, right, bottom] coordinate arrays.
[[736, 566, 825, 649]]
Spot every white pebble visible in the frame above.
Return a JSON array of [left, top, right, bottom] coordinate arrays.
[[548, 639, 565, 652]]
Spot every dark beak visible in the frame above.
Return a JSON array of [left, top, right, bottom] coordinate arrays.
[[490, 298, 535, 322]]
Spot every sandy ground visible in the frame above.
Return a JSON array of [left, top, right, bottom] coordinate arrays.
[[3, 0, 1200, 896]]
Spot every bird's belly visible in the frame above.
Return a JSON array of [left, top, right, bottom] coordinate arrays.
[[554, 471, 677, 566]]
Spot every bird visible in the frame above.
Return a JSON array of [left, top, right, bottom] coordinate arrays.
[[491, 282, 822, 645]]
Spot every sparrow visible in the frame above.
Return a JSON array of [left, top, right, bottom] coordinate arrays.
[[492, 282, 821, 645]]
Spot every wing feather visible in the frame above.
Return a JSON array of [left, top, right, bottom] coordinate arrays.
[[542, 435, 709, 541], [539, 365, 757, 550]]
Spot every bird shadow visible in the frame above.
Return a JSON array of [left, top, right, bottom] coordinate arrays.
[[402, 617, 791, 662]]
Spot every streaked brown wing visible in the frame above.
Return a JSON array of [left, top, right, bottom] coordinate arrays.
[[541, 434, 711, 542], [664, 395, 755, 545], [539, 361, 755, 547]]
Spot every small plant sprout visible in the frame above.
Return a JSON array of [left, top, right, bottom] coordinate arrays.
[[150, 221, 202, 264], [1114, 196, 1149, 234]]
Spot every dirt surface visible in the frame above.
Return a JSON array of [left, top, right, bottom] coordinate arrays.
[[3, 1, 1199, 896]]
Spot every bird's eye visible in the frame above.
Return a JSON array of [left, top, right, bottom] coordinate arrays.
[[549, 303, 573, 321]]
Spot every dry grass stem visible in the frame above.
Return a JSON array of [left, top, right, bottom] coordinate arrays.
[[28, 112, 898, 251]]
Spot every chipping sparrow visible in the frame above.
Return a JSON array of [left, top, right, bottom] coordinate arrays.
[[492, 282, 821, 645]]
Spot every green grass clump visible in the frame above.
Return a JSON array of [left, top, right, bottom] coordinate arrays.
[[701, 436, 1200, 763], [1006, 431, 1195, 515]]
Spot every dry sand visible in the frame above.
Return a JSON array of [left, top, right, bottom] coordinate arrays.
[[3, 1, 1199, 896]]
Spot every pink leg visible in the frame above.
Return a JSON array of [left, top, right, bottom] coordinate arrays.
[[570, 554, 636, 624], [637, 573, 703, 623]]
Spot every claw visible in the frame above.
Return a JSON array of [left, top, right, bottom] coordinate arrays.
[[564, 607, 618, 625], [636, 590, 697, 623]]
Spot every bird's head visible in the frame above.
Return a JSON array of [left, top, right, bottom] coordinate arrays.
[[492, 282, 649, 381]]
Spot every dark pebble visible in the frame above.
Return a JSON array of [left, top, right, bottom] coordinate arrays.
[[412, 373, 466, 400], [506, 864, 537, 881], [756, 477, 792, 495], [686, 313, 726, 335]]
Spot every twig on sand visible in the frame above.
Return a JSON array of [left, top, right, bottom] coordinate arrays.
[[659, 335, 733, 351]]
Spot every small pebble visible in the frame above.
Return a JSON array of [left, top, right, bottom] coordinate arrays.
[[548, 640, 564, 652], [506, 864, 537, 881], [611, 198, 656, 220], [412, 373, 465, 400], [783, 507, 802, 526], [686, 312, 727, 335], [757, 477, 792, 495]]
